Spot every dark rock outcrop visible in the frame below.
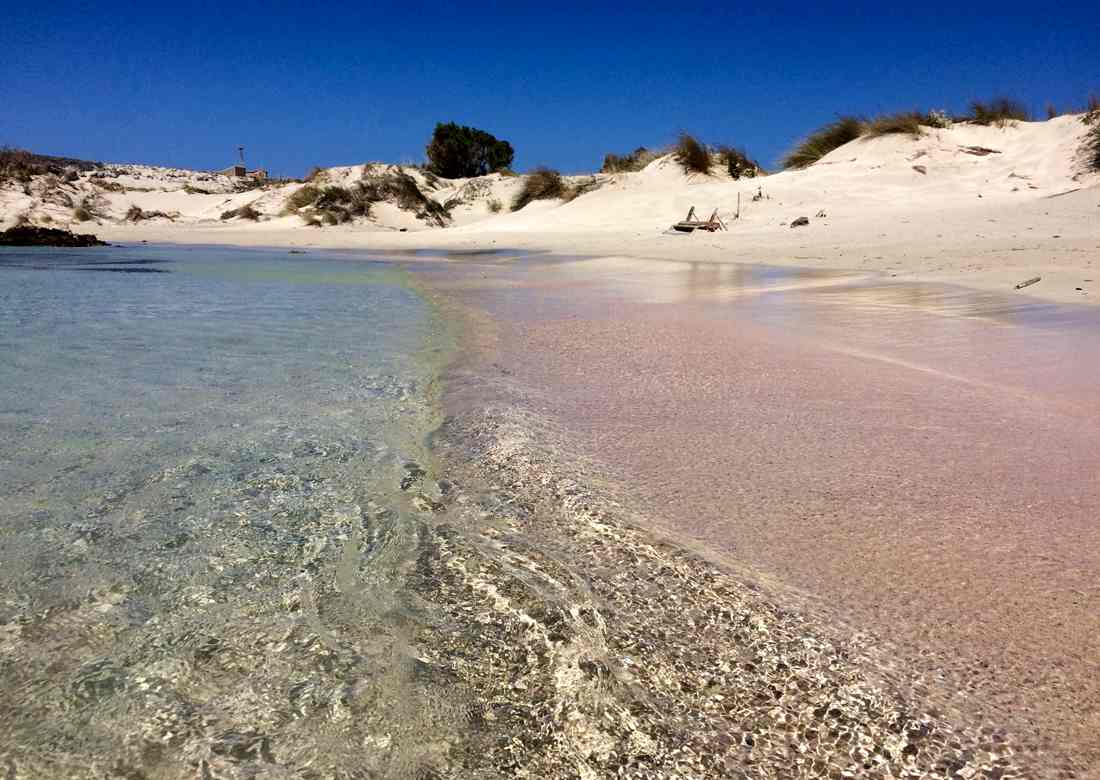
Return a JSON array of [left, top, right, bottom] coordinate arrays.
[[0, 226, 107, 247]]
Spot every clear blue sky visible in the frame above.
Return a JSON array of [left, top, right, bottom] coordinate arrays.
[[2, 1, 1096, 177]]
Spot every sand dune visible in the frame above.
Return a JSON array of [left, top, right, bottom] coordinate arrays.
[[2, 115, 1097, 302]]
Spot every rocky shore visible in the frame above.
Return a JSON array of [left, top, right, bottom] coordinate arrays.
[[0, 225, 107, 247]]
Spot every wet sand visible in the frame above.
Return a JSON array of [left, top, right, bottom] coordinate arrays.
[[422, 254, 1100, 775]]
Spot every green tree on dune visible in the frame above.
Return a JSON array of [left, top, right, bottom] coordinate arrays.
[[425, 122, 514, 179]]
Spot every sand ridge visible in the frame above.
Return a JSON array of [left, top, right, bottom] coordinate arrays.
[[4, 115, 1098, 306]]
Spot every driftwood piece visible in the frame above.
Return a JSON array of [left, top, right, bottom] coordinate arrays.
[[1014, 276, 1042, 290], [959, 145, 1001, 156]]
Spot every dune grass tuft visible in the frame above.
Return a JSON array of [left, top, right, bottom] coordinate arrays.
[[72, 193, 105, 222], [360, 168, 449, 226], [1082, 105, 1100, 172], [286, 170, 450, 226], [966, 98, 1030, 126], [511, 167, 566, 211], [127, 205, 172, 222], [782, 117, 865, 170], [674, 134, 711, 175], [863, 111, 930, 138]]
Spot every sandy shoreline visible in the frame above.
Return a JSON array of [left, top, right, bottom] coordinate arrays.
[[91, 177, 1100, 307], [73, 113, 1098, 308], [415, 249, 1100, 777]]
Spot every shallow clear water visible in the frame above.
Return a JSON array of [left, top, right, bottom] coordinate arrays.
[[0, 245, 458, 777]]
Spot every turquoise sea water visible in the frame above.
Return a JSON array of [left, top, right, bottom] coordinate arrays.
[[0, 245, 457, 777]]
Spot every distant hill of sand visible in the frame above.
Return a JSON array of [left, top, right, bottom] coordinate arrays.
[[3, 115, 1097, 303]]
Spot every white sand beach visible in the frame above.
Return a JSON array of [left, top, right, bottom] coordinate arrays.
[[3, 115, 1097, 303]]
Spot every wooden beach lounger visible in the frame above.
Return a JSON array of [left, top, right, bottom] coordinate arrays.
[[672, 206, 727, 233]]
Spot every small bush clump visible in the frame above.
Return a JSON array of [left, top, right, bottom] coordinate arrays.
[[782, 117, 865, 170], [601, 146, 658, 173], [126, 205, 172, 222], [72, 193, 105, 222], [487, 198, 502, 213], [717, 146, 761, 179], [674, 133, 711, 175], [220, 203, 262, 221], [94, 179, 125, 193], [511, 167, 566, 211], [285, 185, 322, 211], [966, 98, 1030, 126], [925, 110, 952, 129], [238, 203, 261, 220]]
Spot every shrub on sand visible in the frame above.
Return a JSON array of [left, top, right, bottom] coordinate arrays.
[[966, 98, 1030, 126], [285, 185, 321, 211], [782, 117, 865, 170], [220, 203, 262, 221], [72, 193, 104, 222], [126, 205, 145, 221], [487, 198, 502, 214], [511, 167, 565, 211], [601, 146, 658, 173], [237, 203, 261, 220], [94, 179, 125, 193], [925, 110, 952, 129], [717, 146, 761, 179], [674, 133, 711, 175]]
